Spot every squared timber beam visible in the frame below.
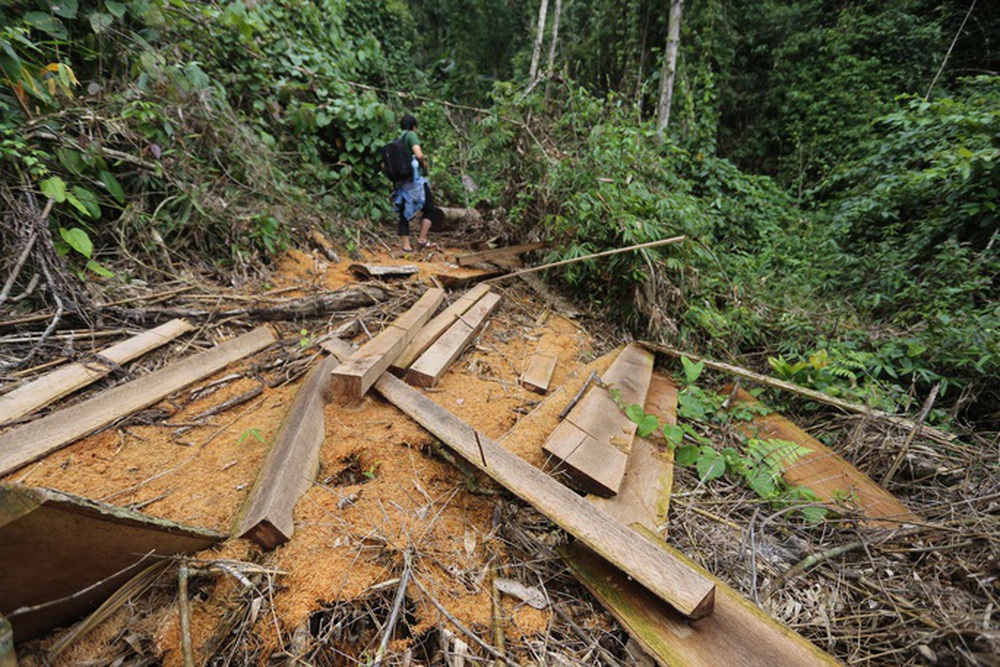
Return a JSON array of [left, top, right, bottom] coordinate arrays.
[[391, 283, 492, 373]]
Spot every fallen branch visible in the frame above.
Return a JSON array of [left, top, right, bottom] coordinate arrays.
[[488, 236, 686, 282], [642, 342, 956, 445]]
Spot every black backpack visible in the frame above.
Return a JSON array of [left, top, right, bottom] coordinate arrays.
[[380, 134, 413, 183]]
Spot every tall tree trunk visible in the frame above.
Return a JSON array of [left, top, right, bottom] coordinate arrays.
[[529, 0, 550, 80], [656, 0, 684, 140], [546, 0, 562, 77]]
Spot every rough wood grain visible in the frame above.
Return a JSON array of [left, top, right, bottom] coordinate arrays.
[[520, 351, 558, 394], [563, 539, 841, 667], [348, 264, 419, 280], [236, 355, 339, 550], [0, 326, 276, 476], [452, 242, 547, 267], [729, 388, 921, 528], [328, 289, 444, 401], [0, 483, 223, 641], [405, 292, 501, 388], [0, 319, 194, 424], [310, 335, 714, 620], [391, 284, 492, 373], [543, 343, 654, 496]]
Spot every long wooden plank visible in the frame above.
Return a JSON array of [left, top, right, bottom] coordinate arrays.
[[319, 338, 714, 620], [391, 283, 492, 373], [563, 540, 841, 667], [543, 343, 654, 496], [729, 388, 921, 527], [520, 351, 558, 394], [0, 483, 224, 641], [405, 292, 501, 388], [0, 319, 194, 424], [236, 355, 339, 550], [0, 326, 276, 476], [329, 289, 444, 401], [453, 242, 547, 267]]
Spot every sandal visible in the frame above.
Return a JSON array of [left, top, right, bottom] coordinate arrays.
[[417, 240, 440, 251]]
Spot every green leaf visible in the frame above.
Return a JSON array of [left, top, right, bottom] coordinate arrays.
[[636, 414, 659, 438], [98, 170, 125, 204], [24, 12, 68, 40], [675, 444, 699, 467], [661, 423, 684, 446], [86, 259, 114, 277], [90, 12, 114, 34], [104, 1, 126, 18], [41, 176, 67, 202], [49, 0, 79, 18], [64, 192, 90, 217], [696, 448, 726, 481], [799, 505, 828, 524], [71, 186, 101, 219], [747, 471, 777, 499], [60, 227, 93, 258], [625, 403, 646, 424], [681, 356, 704, 384]]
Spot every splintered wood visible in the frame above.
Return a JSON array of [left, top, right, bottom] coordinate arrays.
[[729, 388, 921, 527], [328, 288, 444, 401], [543, 343, 654, 496], [0, 326, 276, 477], [0, 319, 194, 424]]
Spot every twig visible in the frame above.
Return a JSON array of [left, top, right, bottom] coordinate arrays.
[[0, 199, 50, 305], [881, 383, 939, 485], [762, 539, 866, 600], [559, 370, 597, 420], [374, 550, 412, 666], [488, 236, 686, 283], [179, 565, 195, 667], [411, 575, 512, 664]]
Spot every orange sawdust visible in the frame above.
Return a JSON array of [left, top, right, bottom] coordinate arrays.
[[6, 238, 603, 664]]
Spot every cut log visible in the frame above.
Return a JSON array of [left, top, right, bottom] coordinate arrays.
[[323, 338, 715, 620], [562, 539, 840, 667], [543, 343, 654, 497], [0, 319, 194, 425], [520, 351, 558, 394], [0, 326, 276, 477], [0, 483, 224, 641], [328, 289, 444, 402], [452, 242, 547, 267], [729, 388, 921, 528], [348, 264, 419, 280], [588, 373, 677, 531], [405, 292, 501, 388], [236, 355, 339, 550], [391, 283, 493, 373]]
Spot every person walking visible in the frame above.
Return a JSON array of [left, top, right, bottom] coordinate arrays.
[[392, 114, 444, 253]]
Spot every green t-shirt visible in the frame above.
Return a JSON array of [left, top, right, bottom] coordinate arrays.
[[402, 130, 419, 160]]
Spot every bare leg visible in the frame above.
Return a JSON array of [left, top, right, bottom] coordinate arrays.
[[417, 217, 432, 245], [400, 235, 413, 251]]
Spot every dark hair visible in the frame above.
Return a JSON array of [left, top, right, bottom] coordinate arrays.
[[400, 114, 418, 130]]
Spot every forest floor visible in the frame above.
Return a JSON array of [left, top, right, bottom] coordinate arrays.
[[2, 231, 997, 666]]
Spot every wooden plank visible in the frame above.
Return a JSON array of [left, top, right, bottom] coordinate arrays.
[[729, 388, 921, 528], [328, 289, 444, 401], [521, 351, 558, 394], [452, 242, 547, 267], [322, 338, 715, 620], [589, 373, 677, 531], [391, 284, 492, 373], [405, 292, 501, 388], [562, 539, 841, 667], [348, 264, 419, 280], [0, 319, 194, 425], [433, 268, 505, 289], [0, 483, 224, 641], [543, 343, 655, 497], [236, 355, 339, 550], [0, 326, 276, 477]]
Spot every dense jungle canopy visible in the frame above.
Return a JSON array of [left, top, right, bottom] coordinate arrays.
[[1, 0, 998, 430]]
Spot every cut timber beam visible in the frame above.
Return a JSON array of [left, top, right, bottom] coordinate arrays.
[[328, 289, 444, 402], [563, 539, 841, 667], [236, 355, 339, 550], [452, 242, 547, 267], [729, 388, 921, 528], [0, 319, 194, 424], [405, 292, 501, 388], [323, 338, 715, 620], [588, 373, 677, 531], [0, 483, 223, 641], [348, 264, 418, 280], [543, 343, 654, 497], [0, 326, 276, 477], [391, 283, 492, 373], [521, 351, 558, 394]]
